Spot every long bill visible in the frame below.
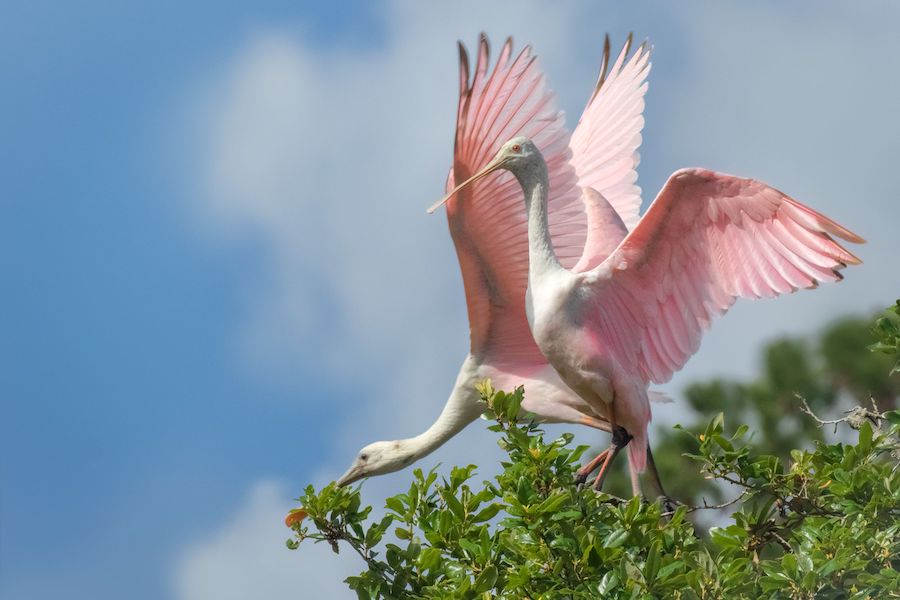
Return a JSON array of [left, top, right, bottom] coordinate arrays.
[[426, 156, 507, 214], [336, 465, 362, 487]]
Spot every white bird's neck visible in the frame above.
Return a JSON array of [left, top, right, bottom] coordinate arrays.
[[515, 158, 564, 280], [404, 363, 483, 459]]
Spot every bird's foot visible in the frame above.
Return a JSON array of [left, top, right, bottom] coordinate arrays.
[[659, 496, 679, 514]]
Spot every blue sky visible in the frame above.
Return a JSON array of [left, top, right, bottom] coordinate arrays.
[[2, 2, 898, 599]]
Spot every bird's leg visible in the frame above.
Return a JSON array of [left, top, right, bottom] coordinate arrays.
[[629, 460, 643, 497], [573, 415, 613, 486], [574, 448, 610, 486], [646, 446, 677, 513], [591, 424, 632, 492]]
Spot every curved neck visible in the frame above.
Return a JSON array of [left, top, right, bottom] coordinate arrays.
[[515, 157, 563, 280], [404, 369, 482, 459]]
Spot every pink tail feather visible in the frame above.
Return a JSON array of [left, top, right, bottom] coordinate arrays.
[[628, 430, 648, 473]]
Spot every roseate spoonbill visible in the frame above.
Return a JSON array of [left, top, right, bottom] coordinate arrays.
[[429, 137, 863, 490], [338, 35, 658, 492]]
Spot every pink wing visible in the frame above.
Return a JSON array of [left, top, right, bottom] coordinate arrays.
[[569, 34, 651, 231], [571, 188, 628, 273], [584, 169, 864, 384], [445, 35, 586, 367]]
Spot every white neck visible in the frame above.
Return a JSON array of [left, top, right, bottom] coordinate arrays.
[[402, 360, 483, 459], [515, 157, 564, 281]]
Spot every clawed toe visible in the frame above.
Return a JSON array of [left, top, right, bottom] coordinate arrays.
[[661, 496, 679, 513]]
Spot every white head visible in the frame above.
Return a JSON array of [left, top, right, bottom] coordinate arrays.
[[336, 440, 417, 487], [427, 136, 540, 213]]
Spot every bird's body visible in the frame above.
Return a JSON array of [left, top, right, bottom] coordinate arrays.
[[514, 151, 651, 472], [435, 138, 863, 480]]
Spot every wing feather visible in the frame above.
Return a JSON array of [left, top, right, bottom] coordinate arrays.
[[569, 35, 651, 230], [584, 168, 863, 384], [445, 35, 585, 366]]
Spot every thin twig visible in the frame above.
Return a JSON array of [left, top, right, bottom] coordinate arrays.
[[796, 394, 882, 432], [797, 395, 845, 433], [770, 529, 793, 553], [660, 488, 751, 517]]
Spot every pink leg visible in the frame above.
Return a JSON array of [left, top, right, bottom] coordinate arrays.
[[590, 437, 627, 491], [574, 448, 610, 485], [591, 402, 633, 492]]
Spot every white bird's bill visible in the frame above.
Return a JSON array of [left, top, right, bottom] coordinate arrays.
[[336, 464, 362, 487], [426, 157, 506, 214]]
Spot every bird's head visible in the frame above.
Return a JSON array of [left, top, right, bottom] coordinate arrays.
[[427, 136, 537, 213], [336, 440, 415, 487]]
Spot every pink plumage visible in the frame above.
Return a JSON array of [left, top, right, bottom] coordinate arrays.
[[444, 34, 585, 372], [589, 168, 863, 387], [434, 35, 862, 485]]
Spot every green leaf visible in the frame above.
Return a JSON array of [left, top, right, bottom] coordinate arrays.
[[597, 571, 620, 595], [472, 503, 502, 523], [604, 528, 629, 549], [535, 492, 569, 514], [551, 509, 583, 521], [515, 476, 534, 504], [418, 547, 442, 571], [657, 560, 684, 579], [384, 497, 404, 515], [644, 541, 661, 583], [858, 421, 873, 454], [473, 565, 498, 593], [440, 489, 466, 520], [506, 390, 523, 421]]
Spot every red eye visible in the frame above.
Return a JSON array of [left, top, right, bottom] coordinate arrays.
[[511, 144, 521, 152]]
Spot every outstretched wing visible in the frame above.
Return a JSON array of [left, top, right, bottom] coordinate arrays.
[[583, 169, 864, 384], [445, 35, 586, 367], [569, 34, 651, 231]]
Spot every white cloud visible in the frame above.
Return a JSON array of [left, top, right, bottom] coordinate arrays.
[[173, 480, 352, 600], [174, 0, 900, 595]]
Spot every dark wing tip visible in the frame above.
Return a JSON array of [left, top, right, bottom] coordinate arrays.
[[590, 34, 613, 102], [457, 41, 470, 93]]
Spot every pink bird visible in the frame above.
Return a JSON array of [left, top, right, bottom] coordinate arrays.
[[430, 137, 863, 488], [338, 36, 661, 493]]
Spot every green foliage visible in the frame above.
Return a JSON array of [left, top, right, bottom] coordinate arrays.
[[871, 300, 900, 377], [288, 384, 900, 599], [603, 308, 900, 502]]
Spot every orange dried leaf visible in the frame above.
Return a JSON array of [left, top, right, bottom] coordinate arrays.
[[285, 509, 308, 527]]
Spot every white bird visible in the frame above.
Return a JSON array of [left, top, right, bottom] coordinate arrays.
[[429, 135, 862, 489], [338, 35, 661, 494]]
